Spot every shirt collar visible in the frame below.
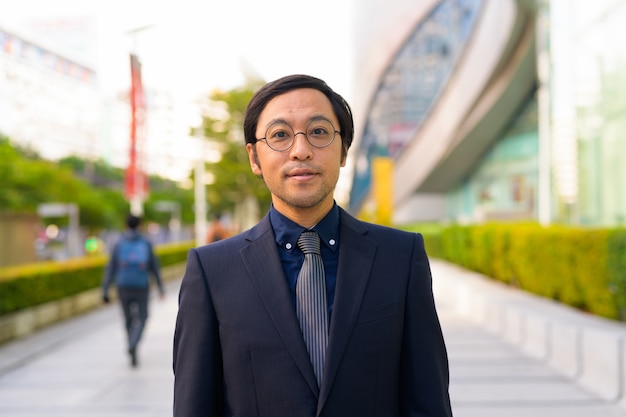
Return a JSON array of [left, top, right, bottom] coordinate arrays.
[[269, 203, 339, 253]]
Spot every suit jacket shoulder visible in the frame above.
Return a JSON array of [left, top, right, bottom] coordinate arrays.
[[337, 207, 421, 249]]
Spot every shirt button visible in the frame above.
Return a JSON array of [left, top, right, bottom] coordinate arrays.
[[286, 243, 293, 250], [329, 239, 336, 246]]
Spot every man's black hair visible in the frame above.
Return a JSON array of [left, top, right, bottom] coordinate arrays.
[[126, 214, 141, 230]]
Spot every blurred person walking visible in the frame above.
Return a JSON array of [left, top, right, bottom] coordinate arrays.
[[205, 213, 230, 244], [173, 74, 452, 416], [102, 214, 164, 367]]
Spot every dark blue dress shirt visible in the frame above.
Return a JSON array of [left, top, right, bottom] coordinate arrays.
[[269, 203, 339, 319]]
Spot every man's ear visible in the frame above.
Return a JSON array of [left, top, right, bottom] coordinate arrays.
[[246, 143, 262, 176]]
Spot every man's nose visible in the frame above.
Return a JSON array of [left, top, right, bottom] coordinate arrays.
[[289, 132, 313, 159]]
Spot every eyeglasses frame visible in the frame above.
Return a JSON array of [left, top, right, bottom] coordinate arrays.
[[254, 119, 342, 152]]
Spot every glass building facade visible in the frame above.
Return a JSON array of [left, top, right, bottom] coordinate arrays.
[[349, 0, 484, 213], [566, 0, 626, 226], [447, 95, 539, 222], [350, 0, 626, 227], [447, 0, 626, 227], [448, 0, 626, 226]]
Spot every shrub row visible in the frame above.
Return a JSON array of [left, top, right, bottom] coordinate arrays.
[[406, 223, 626, 321], [0, 240, 194, 316]]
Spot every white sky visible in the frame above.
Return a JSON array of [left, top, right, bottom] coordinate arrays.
[[0, 0, 356, 102]]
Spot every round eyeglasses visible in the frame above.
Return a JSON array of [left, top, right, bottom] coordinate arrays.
[[255, 118, 341, 152]]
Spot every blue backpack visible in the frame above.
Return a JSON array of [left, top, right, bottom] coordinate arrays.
[[116, 237, 150, 288]]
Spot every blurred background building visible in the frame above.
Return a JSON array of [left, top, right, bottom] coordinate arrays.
[[0, 23, 100, 161], [0, 19, 201, 184], [348, 0, 626, 227]]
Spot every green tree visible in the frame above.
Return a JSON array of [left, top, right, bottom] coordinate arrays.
[[0, 136, 196, 232], [143, 176, 196, 226], [58, 156, 196, 228], [59, 155, 124, 187], [195, 81, 272, 217], [0, 138, 130, 231]]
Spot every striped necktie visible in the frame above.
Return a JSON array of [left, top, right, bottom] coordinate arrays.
[[295, 231, 329, 387]]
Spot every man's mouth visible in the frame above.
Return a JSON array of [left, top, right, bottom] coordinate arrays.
[[287, 168, 317, 180]]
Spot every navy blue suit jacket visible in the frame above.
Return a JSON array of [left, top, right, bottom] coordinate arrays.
[[173, 208, 452, 416]]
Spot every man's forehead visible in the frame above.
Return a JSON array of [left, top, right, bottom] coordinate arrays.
[[259, 89, 335, 123]]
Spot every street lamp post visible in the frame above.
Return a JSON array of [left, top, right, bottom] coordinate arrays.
[[154, 201, 182, 242], [194, 124, 207, 247]]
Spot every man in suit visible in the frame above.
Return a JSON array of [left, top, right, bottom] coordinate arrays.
[[173, 74, 453, 416]]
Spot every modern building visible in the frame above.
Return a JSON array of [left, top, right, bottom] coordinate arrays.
[[349, 0, 626, 227], [0, 21, 200, 184], [0, 25, 100, 160]]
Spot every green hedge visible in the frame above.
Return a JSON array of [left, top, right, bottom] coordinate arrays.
[[0, 240, 194, 316], [404, 223, 626, 321]]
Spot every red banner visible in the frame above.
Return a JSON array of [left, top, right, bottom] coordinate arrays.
[[125, 53, 148, 200]]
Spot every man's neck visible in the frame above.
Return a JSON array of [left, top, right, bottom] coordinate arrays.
[[272, 201, 334, 229]]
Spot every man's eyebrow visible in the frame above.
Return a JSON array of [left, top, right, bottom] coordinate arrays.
[[264, 118, 290, 128], [308, 115, 334, 124], [264, 115, 334, 128]]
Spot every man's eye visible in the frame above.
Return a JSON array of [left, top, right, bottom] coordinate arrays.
[[273, 131, 290, 139], [310, 127, 329, 137]]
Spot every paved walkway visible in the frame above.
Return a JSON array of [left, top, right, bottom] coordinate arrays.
[[0, 260, 625, 416], [440, 295, 626, 416], [0, 279, 180, 417]]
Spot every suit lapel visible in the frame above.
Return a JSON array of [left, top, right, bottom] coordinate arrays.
[[240, 216, 320, 395], [319, 211, 376, 408]]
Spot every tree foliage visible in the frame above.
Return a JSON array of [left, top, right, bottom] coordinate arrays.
[[0, 138, 118, 229], [196, 81, 272, 216], [0, 136, 195, 231], [0, 78, 268, 233]]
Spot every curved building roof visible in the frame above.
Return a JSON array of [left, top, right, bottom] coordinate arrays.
[[349, 0, 537, 221]]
